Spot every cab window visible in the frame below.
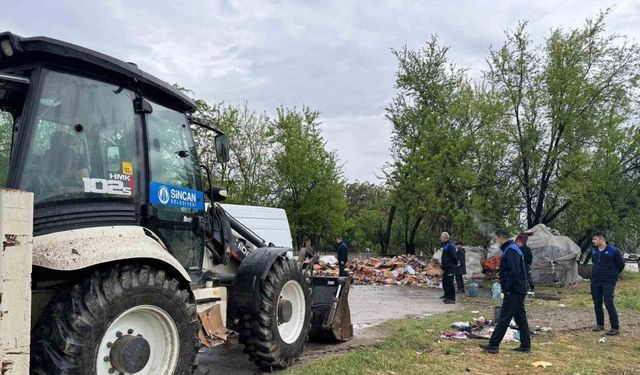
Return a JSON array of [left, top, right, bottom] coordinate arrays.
[[147, 102, 199, 190], [146, 100, 203, 270], [19, 70, 138, 204]]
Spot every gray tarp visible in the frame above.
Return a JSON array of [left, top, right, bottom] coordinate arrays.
[[432, 246, 485, 277], [525, 224, 582, 286]]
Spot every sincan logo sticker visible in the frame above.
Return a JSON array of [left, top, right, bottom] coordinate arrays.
[[158, 185, 170, 204], [149, 181, 205, 210]]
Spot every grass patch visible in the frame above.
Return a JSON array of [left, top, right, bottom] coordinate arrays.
[[289, 272, 640, 375], [290, 310, 640, 375], [526, 271, 640, 313]]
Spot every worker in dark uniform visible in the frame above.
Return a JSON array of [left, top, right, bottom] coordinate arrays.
[[455, 242, 466, 293], [590, 232, 625, 336], [481, 229, 531, 354], [336, 236, 349, 277], [439, 232, 457, 304], [515, 233, 535, 293]]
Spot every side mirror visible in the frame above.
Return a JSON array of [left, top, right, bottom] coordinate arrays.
[[209, 185, 228, 202], [215, 134, 230, 163], [200, 164, 228, 203]]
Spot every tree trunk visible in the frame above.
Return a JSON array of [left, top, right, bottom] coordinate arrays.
[[577, 230, 594, 264], [407, 214, 423, 255], [381, 205, 396, 255], [403, 212, 409, 254]]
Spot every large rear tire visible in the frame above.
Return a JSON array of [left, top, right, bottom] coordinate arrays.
[[239, 256, 311, 370], [30, 264, 199, 375]]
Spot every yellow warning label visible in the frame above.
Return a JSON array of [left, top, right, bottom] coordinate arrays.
[[122, 161, 133, 175]]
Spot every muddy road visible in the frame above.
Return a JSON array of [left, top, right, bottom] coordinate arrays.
[[194, 285, 462, 374]]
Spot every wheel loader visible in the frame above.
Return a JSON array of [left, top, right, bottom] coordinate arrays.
[[0, 32, 352, 375]]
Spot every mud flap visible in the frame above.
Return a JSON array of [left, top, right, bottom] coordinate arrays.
[[309, 276, 353, 342]]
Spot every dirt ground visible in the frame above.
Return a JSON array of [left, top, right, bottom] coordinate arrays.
[[194, 285, 462, 374]]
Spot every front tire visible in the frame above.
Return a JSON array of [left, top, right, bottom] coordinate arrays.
[[240, 256, 311, 370], [30, 264, 199, 375]]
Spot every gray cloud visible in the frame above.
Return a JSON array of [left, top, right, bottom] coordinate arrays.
[[2, 0, 638, 181]]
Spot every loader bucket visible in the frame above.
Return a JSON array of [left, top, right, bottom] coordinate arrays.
[[309, 276, 353, 342]]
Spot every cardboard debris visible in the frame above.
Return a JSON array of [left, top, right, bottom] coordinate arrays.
[[198, 304, 233, 348], [314, 255, 443, 287]]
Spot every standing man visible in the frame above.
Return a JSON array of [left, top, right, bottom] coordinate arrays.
[[480, 229, 531, 354], [515, 233, 535, 293], [455, 242, 467, 294], [439, 232, 457, 304], [336, 236, 349, 277], [590, 232, 625, 336]]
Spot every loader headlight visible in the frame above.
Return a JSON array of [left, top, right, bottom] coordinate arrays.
[[1, 40, 14, 57]]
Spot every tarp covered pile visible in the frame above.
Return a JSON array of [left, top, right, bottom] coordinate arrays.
[[313, 255, 443, 287], [433, 246, 486, 278], [526, 224, 582, 286]]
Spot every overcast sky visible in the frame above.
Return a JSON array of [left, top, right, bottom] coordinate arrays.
[[2, 0, 638, 182]]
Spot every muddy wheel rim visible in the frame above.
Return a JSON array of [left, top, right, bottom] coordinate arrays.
[[277, 280, 306, 344], [96, 305, 179, 375]]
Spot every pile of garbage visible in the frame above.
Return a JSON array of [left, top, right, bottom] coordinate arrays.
[[313, 255, 443, 287], [440, 313, 552, 343], [440, 315, 522, 342]]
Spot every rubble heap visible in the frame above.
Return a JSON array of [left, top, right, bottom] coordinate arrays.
[[313, 255, 443, 287]]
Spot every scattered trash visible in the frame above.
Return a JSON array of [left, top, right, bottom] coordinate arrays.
[[404, 265, 416, 275], [541, 327, 552, 332], [447, 315, 520, 343], [532, 361, 553, 369], [559, 304, 566, 308], [451, 322, 471, 330], [471, 310, 480, 314], [470, 327, 519, 342], [599, 337, 606, 343], [440, 331, 469, 339]]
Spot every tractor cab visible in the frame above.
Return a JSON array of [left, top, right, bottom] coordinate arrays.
[[0, 32, 229, 275]]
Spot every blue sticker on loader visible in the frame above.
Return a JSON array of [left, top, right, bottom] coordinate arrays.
[[150, 182, 204, 210]]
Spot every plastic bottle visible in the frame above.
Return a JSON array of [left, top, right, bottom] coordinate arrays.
[[468, 281, 479, 297], [491, 281, 502, 300]]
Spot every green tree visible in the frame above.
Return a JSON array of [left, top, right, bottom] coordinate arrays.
[[386, 37, 512, 253], [344, 181, 390, 252], [271, 107, 346, 250], [192, 100, 275, 205], [488, 12, 640, 228]]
